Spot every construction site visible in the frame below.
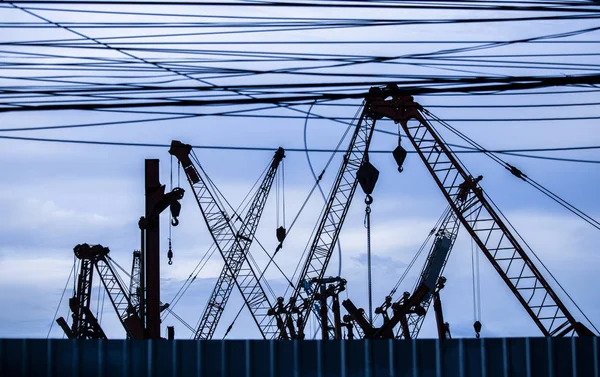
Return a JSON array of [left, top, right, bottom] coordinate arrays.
[[1, 1, 600, 376]]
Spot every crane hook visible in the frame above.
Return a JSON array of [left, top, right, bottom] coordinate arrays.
[[474, 320, 482, 338], [167, 239, 173, 265], [365, 194, 373, 205], [171, 217, 179, 226]]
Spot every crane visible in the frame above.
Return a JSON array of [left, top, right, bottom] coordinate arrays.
[[275, 87, 397, 340], [193, 147, 285, 339], [169, 141, 286, 339], [56, 254, 106, 339], [345, 87, 593, 337], [58, 244, 145, 339]]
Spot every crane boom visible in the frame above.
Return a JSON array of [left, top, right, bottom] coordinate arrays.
[[194, 147, 285, 339], [369, 93, 593, 336], [402, 210, 459, 339], [169, 141, 283, 339], [281, 88, 392, 339]]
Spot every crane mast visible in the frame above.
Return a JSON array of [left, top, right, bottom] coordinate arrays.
[[57, 256, 107, 339], [194, 147, 285, 339], [76, 244, 144, 339], [169, 141, 284, 339], [129, 250, 141, 314], [368, 91, 592, 336], [279, 88, 393, 339]]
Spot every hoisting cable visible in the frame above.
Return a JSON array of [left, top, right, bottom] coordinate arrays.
[[282, 160, 286, 230], [276, 169, 280, 228], [253, 236, 295, 289], [73, 252, 77, 296], [162, 307, 196, 334], [47, 261, 75, 338], [96, 275, 102, 319], [106, 257, 133, 290], [245, 250, 278, 300], [99, 284, 106, 326], [168, 154, 174, 265], [423, 109, 600, 231], [365, 194, 373, 325], [470, 212, 482, 338]]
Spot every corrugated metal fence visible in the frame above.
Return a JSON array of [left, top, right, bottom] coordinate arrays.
[[1, 337, 598, 377]]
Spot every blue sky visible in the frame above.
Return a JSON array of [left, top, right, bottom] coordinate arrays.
[[0, 1, 599, 340]]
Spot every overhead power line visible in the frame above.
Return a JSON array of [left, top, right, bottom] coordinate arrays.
[[1, 134, 599, 164], [1, 74, 599, 113], [5, 0, 600, 13]]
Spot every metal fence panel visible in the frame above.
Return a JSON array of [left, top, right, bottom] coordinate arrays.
[[0, 338, 598, 377]]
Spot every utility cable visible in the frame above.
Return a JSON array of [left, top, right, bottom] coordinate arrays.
[[2, 134, 600, 165]]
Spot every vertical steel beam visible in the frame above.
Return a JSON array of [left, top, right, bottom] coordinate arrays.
[[145, 159, 161, 339]]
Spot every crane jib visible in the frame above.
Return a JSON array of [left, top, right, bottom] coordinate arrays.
[[368, 93, 592, 337], [170, 140, 286, 340]]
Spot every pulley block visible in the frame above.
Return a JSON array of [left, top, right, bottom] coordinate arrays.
[[357, 161, 379, 195], [392, 144, 407, 173], [170, 201, 181, 226], [276, 226, 287, 243]]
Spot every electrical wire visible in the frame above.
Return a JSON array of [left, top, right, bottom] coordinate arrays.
[[6, 0, 600, 339], [1, 134, 599, 165], [424, 109, 600, 231]]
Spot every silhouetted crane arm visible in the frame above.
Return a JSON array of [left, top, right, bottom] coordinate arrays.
[[280, 87, 396, 339], [369, 92, 593, 337], [170, 141, 283, 339], [194, 147, 285, 340]]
